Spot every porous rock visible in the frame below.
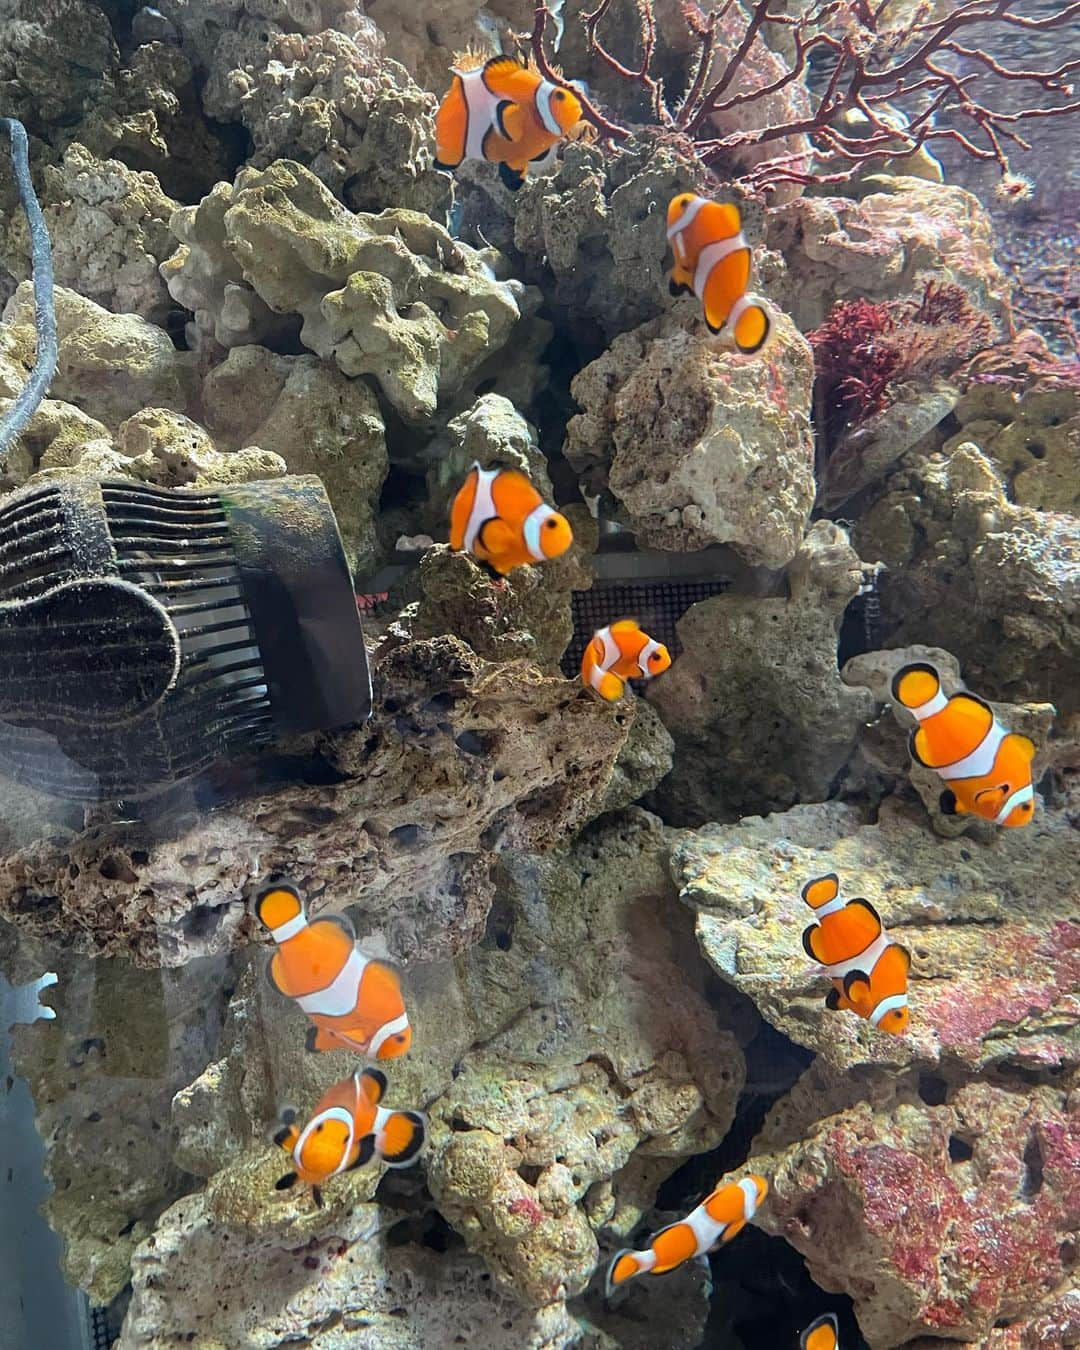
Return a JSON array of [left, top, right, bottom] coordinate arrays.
[[116, 407, 287, 486], [647, 521, 875, 824], [162, 160, 524, 420], [769, 177, 1008, 330], [946, 383, 1080, 514], [0, 637, 629, 967], [672, 788, 1080, 1074], [118, 1192, 584, 1348], [749, 1079, 1080, 1347], [565, 310, 815, 564], [7, 948, 230, 1303], [853, 441, 1080, 713], [202, 345, 389, 575], [0, 143, 179, 323], [2, 282, 192, 429]]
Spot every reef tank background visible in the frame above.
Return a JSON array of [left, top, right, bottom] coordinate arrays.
[[0, 0, 1078, 1346]]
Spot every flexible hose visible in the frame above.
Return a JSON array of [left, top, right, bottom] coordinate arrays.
[[0, 117, 57, 461]]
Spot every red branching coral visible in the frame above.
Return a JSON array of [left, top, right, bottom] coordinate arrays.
[[810, 282, 996, 451], [528, 0, 1080, 194]]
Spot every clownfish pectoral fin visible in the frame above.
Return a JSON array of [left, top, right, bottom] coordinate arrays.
[[304, 1026, 346, 1054], [272, 1124, 296, 1149], [359, 1067, 387, 1105], [494, 98, 514, 140], [801, 1311, 839, 1350], [824, 986, 842, 1011], [348, 1134, 377, 1171], [802, 923, 828, 965], [973, 784, 1009, 817], [842, 968, 872, 1001], [596, 671, 626, 702], [274, 1172, 298, 1191], [475, 515, 518, 559], [497, 160, 526, 191], [802, 874, 840, 910], [940, 788, 959, 815], [379, 1110, 427, 1167], [669, 276, 693, 297]]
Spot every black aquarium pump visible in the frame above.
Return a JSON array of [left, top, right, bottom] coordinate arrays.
[[0, 475, 371, 800]]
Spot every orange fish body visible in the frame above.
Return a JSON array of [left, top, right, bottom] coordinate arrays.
[[273, 1067, 425, 1193], [435, 55, 583, 190], [891, 662, 1036, 827], [581, 619, 672, 701], [665, 193, 772, 354], [255, 883, 412, 1061], [801, 874, 910, 1035], [606, 1174, 768, 1294], [801, 1313, 840, 1350], [449, 462, 572, 575]]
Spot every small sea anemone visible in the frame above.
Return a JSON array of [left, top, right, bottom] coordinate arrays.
[[994, 172, 1035, 205]]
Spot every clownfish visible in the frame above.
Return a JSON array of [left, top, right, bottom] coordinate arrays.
[[801, 874, 911, 1036], [255, 882, 412, 1061], [581, 620, 671, 701], [434, 54, 583, 191], [273, 1067, 425, 1204], [606, 1174, 768, 1295], [801, 1313, 840, 1350], [666, 193, 772, 354], [891, 662, 1037, 827], [449, 462, 573, 575]]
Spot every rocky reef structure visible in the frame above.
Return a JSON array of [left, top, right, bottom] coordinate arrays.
[[0, 0, 1077, 1344]]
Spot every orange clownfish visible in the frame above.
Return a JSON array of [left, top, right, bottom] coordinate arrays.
[[273, 1067, 425, 1203], [666, 193, 772, 354], [891, 662, 1037, 827], [449, 462, 573, 575], [606, 1174, 768, 1295], [581, 620, 671, 701], [255, 882, 412, 1061], [801, 1313, 840, 1350], [801, 874, 911, 1036], [434, 54, 583, 191]]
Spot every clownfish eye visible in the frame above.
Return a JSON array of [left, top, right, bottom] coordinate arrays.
[[554, 89, 566, 100], [545, 518, 558, 528]]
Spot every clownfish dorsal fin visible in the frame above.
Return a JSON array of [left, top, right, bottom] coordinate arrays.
[[313, 911, 356, 941], [1010, 732, 1037, 763], [710, 200, 743, 239], [802, 874, 840, 910], [609, 619, 642, 635], [801, 922, 828, 965], [846, 896, 882, 928], [889, 942, 912, 975], [483, 54, 525, 79]]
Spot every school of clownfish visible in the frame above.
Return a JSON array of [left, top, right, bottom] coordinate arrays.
[[243, 47, 1046, 1344]]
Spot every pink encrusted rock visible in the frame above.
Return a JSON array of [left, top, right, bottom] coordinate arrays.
[[671, 786, 1080, 1074], [750, 1080, 1080, 1347], [768, 177, 1008, 329]]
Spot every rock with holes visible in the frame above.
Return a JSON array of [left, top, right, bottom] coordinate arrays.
[[0, 637, 629, 967], [672, 787, 1080, 1075], [161, 160, 525, 421], [118, 1188, 586, 1348], [768, 176, 1008, 330], [647, 521, 875, 825], [4, 935, 230, 1304], [748, 1078, 1080, 1347], [853, 441, 1080, 714], [945, 383, 1080, 515]]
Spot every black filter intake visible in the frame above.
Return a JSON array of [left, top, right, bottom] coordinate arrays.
[[0, 476, 371, 800]]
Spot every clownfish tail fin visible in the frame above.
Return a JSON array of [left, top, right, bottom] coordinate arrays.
[[605, 1249, 645, 1297], [377, 1110, 427, 1168], [732, 298, 771, 355], [801, 874, 840, 911], [254, 880, 306, 935], [891, 662, 941, 710], [800, 1311, 839, 1350]]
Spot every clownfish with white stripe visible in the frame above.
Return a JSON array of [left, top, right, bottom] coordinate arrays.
[[581, 620, 671, 701], [435, 53, 583, 191], [605, 1174, 768, 1295], [255, 882, 412, 1061], [801, 1313, 840, 1350], [449, 462, 573, 575], [801, 874, 911, 1036], [666, 193, 772, 354], [273, 1067, 425, 1205], [891, 662, 1037, 827]]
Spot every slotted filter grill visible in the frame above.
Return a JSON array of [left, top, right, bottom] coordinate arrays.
[[561, 577, 732, 679], [0, 475, 370, 801]]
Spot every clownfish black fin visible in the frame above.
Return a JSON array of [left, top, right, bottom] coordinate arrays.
[[842, 968, 871, 998], [704, 313, 724, 335], [494, 98, 513, 140], [312, 1186, 324, 1209], [304, 1025, 321, 1054], [314, 911, 357, 941], [802, 923, 828, 965], [348, 1135, 377, 1170], [379, 1110, 427, 1167], [847, 896, 882, 927], [433, 157, 456, 174], [668, 277, 692, 297], [891, 942, 912, 975], [939, 788, 959, 815], [359, 1067, 388, 1104], [274, 1171, 298, 1191], [497, 160, 525, 191], [824, 987, 842, 1011], [272, 1125, 294, 1148]]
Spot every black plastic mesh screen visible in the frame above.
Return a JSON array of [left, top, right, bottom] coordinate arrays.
[[562, 578, 732, 678]]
